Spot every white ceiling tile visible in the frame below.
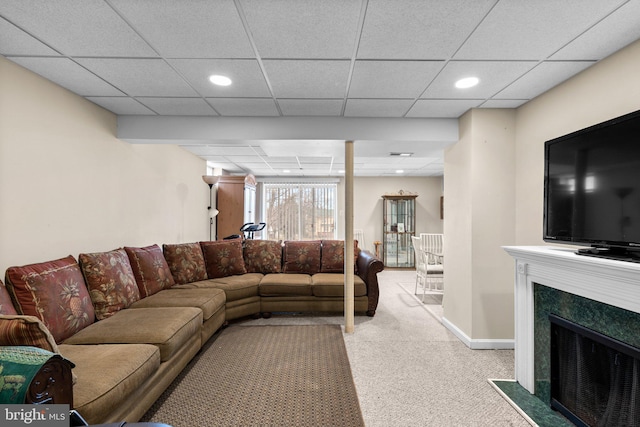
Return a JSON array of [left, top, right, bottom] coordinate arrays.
[[76, 58, 197, 97], [344, 99, 414, 117], [422, 61, 537, 99], [239, 0, 361, 59], [551, 1, 640, 60], [0, 0, 156, 57], [86, 97, 155, 115], [0, 18, 60, 56], [406, 99, 482, 118], [263, 60, 350, 98], [348, 61, 444, 98], [495, 61, 595, 100], [109, 0, 254, 58], [279, 99, 344, 116], [358, 0, 496, 59], [480, 99, 528, 109], [8, 57, 125, 96], [454, 0, 627, 60], [207, 98, 279, 116], [199, 146, 257, 156], [260, 140, 344, 157], [136, 98, 218, 116], [169, 59, 271, 98]]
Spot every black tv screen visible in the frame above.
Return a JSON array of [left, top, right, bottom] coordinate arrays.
[[544, 109, 640, 253]]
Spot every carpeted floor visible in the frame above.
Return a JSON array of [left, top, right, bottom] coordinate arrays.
[[141, 324, 364, 427], [142, 270, 530, 426]]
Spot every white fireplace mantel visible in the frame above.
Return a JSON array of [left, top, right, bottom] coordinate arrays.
[[503, 245, 640, 394]]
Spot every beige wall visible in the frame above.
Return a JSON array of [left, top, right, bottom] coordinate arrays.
[[0, 57, 207, 275], [443, 39, 640, 344], [351, 176, 443, 254], [443, 109, 516, 342], [515, 39, 640, 245]]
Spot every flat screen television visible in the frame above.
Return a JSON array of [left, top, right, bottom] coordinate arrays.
[[543, 109, 640, 261]]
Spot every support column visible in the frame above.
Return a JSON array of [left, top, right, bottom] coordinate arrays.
[[345, 140, 355, 333]]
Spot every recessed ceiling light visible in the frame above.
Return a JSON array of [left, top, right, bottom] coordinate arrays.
[[455, 77, 479, 89], [390, 152, 413, 157], [338, 170, 345, 174], [396, 170, 404, 174], [209, 75, 232, 86], [283, 169, 291, 173]]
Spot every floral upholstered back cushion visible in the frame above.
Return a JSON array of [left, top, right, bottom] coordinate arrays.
[[78, 248, 141, 320], [320, 240, 345, 273], [0, 280, 17, 315], [4, 255, 95, 343], [201, 240, 247, 279], [125, 244, 175, 298], [162, 242, 208, 285], [243, 240, 282, 274], [283, 241, 321, 274], [320, 240, 360, 273]]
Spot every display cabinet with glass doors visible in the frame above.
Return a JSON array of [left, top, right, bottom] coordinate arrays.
[[382, 193, 417, 267]]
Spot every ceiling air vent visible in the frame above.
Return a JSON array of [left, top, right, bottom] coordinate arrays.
[[389, 152, 413, 157]]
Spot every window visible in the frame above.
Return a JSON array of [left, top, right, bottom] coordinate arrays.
[[263, 182, 337, 241]]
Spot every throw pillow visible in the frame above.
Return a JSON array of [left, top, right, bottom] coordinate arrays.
[[243, 240, 282, 274], [78, 249, 140, 320], [5, 255, 95, 343], [320, 240, 345, 273], [283, 241, 321, 274], [0, 280, 17, 315], [201, 240, 247, 279], [125, 244, 176, 298], [0, 314, 59, 353], [163, 242, 208, 284], [320, 240, 360, 273]]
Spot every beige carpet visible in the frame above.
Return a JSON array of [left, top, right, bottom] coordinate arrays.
[[141, 324, 364, 427]]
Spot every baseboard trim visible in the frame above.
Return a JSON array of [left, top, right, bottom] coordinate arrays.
[[442, 316, 515, 350]]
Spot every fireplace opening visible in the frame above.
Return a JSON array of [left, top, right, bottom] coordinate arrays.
[[550, 314, 640, 427]]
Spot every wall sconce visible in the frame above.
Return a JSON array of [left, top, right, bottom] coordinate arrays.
[[202, 175, 220, 240]]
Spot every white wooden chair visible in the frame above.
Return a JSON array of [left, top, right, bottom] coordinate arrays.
[[411, 236, 427, 294], [419, 233, 444, 293]]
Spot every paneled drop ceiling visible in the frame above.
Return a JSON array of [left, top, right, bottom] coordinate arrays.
[[1, 0, 640, 176]]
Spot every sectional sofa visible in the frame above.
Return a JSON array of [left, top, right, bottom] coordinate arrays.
[[0, 239, 383, 424]]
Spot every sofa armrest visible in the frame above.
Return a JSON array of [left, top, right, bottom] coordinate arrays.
[[356, 250, 384, 317], [0, 346, 74, 406], [25, 354, 74, 406]]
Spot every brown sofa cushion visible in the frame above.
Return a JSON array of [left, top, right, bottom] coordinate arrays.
[[201, 240, 247, 278], [0, 314, 59, 352], [129, 288, 225, 321], [79, 249, 141, 320], [63, 307, 202, 362], [163, 242, 208, 285], [283, 240, 321, 274], [311, 273, 367, 297], [125, 244, 175, 297], [177, 273, 262, 302], [58, 343, 160, 425], [259, 273, 313, 296], [0, 280, 17, 315], [320, 240, 344, 273], [5, 255, 95, 343], [243, 240, 282, 273]]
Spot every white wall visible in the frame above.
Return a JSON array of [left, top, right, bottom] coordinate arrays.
[[0, 56, 208, 275]]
